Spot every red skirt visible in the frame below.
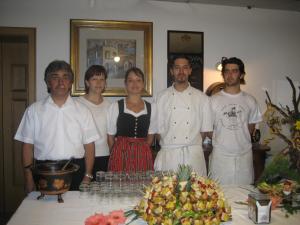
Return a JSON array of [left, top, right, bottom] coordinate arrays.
[[108, 136, 154, 172]]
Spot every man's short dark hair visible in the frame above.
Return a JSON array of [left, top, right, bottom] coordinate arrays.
[[44, 60, 74, 93], [169, 55, 192, 68]]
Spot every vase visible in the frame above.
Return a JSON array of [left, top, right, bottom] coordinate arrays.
[[270, 195, 282, 210]]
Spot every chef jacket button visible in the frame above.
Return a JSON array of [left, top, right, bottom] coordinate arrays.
[[173, 136, 176, 139], [187, 107, 190, 110], [189, 93, 191, 95], [173, 107, 176, 110], [174, 121, 176, 124], [186, 122, 189, 124], [135, 118, 138, 121], [185, 137, 188, 139]]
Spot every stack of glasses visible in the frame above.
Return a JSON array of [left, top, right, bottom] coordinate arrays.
[[79, 171, 173, 199]]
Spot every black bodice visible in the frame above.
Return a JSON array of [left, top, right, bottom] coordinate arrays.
[[116, 99, 151, 138]]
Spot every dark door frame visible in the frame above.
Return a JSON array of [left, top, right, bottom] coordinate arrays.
[[0, 26, 36, 222]]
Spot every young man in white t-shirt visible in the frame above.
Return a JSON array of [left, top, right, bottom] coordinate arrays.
[[210, 57, 262, 185]]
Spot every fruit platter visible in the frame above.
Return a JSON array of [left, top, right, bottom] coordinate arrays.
[[125, 165, 232, 225]]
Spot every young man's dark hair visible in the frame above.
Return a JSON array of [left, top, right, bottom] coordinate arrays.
[[221, 57, 246, 84]]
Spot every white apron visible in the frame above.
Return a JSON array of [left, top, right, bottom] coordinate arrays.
[[209, 149, 254, 185], [154, 145, 207, 177]]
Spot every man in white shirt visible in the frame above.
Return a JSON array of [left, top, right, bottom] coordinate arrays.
[[210, 57, 262, 184], [15, 60, 99, 192], [154, 55, 213, 176]]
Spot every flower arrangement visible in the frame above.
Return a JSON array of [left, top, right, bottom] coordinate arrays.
[[257, 179, 298, 209], [262, 76, 300, 174], [85, 210, 126, 225], [125, 165, 231, 225], [257, 76, 300, 214]]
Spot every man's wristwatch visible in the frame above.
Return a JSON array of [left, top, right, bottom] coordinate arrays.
[[85, 173, 93, 179]]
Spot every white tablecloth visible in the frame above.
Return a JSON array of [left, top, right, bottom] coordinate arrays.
[[7, 186, 300, 225]]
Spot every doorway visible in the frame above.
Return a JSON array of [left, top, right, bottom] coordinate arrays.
[[0, 27, 36, 223]]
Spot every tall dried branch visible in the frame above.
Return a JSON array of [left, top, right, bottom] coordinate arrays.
[[297, 86, 300, 109], [270, 127, 293, 147], [297, 85, 300, 114], [285, 105, 292, 115], [286, 76, 299, 115], [265, 90, 289, 118]]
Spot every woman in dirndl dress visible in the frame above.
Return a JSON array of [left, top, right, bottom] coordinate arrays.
[[107, 67, 156, 172]]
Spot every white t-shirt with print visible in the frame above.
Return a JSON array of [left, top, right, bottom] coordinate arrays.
[[211, 90, 262, 155]]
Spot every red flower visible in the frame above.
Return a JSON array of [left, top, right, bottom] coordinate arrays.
[[85, 210, 126, 225], [107, 210, 126, 225], [85, 213, 107, 225]]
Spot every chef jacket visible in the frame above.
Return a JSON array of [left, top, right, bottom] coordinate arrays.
[[156, 84, 213, 148]]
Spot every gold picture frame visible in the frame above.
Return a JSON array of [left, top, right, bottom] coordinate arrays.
[[70, 19, 153, 96]]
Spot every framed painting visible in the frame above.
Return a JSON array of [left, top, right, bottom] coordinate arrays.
[[167, 30, 203, 91], [70, 19, 153, 96]]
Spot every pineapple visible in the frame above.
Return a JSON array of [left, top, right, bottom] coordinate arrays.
[[176, 164, 193, 192]]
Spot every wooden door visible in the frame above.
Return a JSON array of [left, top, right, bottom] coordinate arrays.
[[0, 27, 35, 220]]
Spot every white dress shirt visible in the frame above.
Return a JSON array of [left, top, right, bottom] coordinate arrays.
[[14, 95, 99, 160], [77, 96, 110, 157]]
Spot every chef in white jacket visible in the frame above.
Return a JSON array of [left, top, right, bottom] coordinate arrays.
[[154, 55, 213, 176]]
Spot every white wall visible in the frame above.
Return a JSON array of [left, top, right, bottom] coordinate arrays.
[[1, 0, 300, 153]]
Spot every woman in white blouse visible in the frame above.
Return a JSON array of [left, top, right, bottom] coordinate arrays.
[[77, 65, 111, 178], [107, 67, 156, 172]]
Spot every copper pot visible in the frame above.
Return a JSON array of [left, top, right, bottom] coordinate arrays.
[[33, 162, 79, 202]]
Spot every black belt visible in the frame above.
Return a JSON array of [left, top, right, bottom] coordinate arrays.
[[35, 158, 84, 164], [35, 159, 68, 164]]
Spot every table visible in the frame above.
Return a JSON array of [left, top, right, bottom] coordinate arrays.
[[7, 186, 299, 225]]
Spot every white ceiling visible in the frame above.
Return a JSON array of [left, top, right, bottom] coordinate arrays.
[[151, 0, 300, 12]]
